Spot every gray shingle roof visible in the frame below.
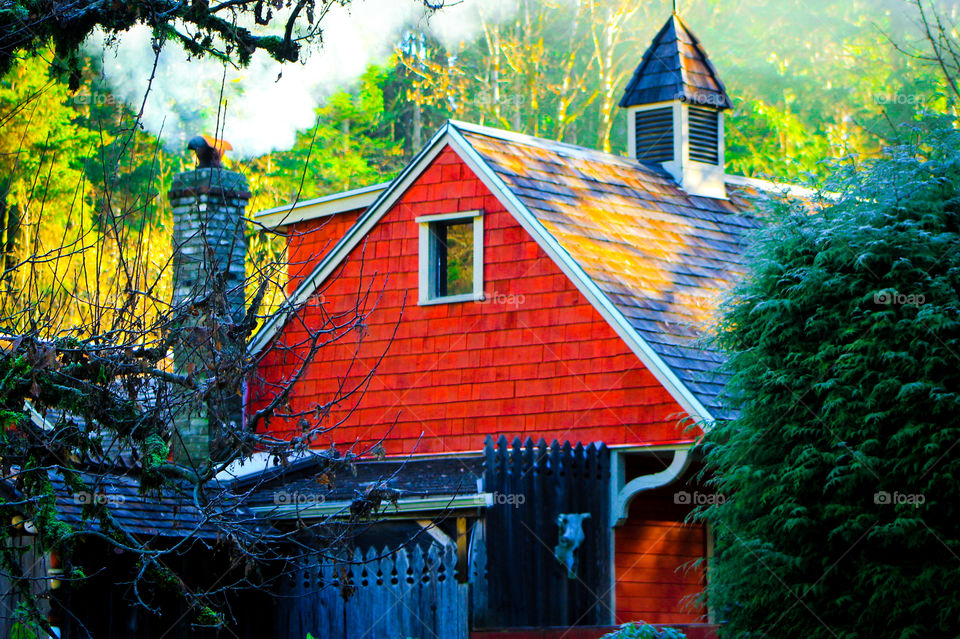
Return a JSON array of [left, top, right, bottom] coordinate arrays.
[[620, 14, 732, 110], [457, 124, 761, 421], [2, 468, 262, 540], [245, 456, 484, 509]]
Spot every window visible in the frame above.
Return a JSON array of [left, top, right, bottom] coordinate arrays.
[[417, 211, 483, 304]]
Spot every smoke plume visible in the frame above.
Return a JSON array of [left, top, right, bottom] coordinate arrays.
[[88, 0, 519, 158]]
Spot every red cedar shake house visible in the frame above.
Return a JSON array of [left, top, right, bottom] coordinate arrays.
[[246, 13, 779, 639]]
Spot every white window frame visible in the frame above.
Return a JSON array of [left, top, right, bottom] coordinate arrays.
[[416, 210, 484, 305]]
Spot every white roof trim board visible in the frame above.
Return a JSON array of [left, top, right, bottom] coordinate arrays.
[[249, 493, 493, 519], [254, 182, 389, 229], [249, 120, 720, 426]]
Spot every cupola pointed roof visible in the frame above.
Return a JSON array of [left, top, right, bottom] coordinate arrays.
[[620, 13, 732, 110]]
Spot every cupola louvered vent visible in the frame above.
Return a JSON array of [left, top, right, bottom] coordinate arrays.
[[621, 14, 729, 197], [688, 106, 719, 164], [634, 107, 674, 163]]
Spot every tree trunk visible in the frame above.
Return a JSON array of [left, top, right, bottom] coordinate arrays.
[[0, 188, 21, 288]]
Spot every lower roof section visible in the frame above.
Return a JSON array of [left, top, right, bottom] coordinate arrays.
[[244, 455, 485, 520], [2, 468, 261, 540]]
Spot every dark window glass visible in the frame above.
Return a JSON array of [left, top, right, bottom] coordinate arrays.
[[431, 220, 473, 297]]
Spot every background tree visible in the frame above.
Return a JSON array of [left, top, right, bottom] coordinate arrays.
[[0, 0, 450, 85], [0, 3, 435, 635], [393, 0, 944, 179], [245, 65, 404, 205], [700, 116, 960, 638]]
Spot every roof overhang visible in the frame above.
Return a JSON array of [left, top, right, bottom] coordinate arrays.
[[724, 174, 824, 199], [253, 182, 389, 230]]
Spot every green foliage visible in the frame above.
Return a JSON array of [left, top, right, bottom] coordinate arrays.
[[600, 622, 686, 639], [246, 65, 404, 206], [20, 461, 72, 550], [0, 50, 182, 333], [195, 605, 225, 628], [701, 116, 960, 638], [140, 434, 170, 490], [396, 0, 941, 179], [0, 49, 92, 211], [725, 97, 835, 181], [10, 620, 39, 639], [0, 0, 326, 83]]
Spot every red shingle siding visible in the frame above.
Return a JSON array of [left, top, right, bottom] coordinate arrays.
[[250, 146, 698, 455], [615, 489, 708, 625], [285, 210, 362, 293]]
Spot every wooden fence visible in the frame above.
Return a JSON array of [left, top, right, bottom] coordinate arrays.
[[474, 436, 612, 629], [275, 544, 468, 639]]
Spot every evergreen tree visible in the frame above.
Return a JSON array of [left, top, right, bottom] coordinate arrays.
[[702, 116, 960, 638]]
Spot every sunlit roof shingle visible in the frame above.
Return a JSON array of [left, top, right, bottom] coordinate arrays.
[[458, 125, 762, 421]]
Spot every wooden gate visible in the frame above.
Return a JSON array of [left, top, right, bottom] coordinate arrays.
[[473, 436, 613, 629], [275, 544, 468, 639]]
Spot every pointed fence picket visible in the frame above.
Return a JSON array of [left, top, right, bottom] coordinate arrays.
[[275, 543, 467, 639]]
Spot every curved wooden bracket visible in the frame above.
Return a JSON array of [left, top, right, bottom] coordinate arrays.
[[612, 448, 691, 526]]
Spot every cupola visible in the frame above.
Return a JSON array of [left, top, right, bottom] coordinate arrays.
[[620, 13, 732, 199]]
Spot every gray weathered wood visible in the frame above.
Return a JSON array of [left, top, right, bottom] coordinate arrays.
[[478, 436, 613, 628], [275, 543, 466, 639]]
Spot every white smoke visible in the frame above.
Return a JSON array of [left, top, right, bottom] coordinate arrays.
[[87, 0, 518, 158]]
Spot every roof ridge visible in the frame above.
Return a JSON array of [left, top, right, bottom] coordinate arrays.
[[448, 120, 669, 172]]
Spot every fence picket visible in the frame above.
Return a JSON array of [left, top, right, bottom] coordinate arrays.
[[469, 522, 488, 629]]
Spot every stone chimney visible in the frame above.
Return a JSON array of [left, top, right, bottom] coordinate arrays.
[[168, 139, 249, 466]]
